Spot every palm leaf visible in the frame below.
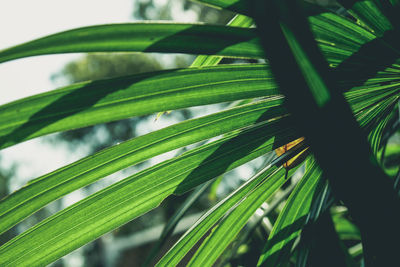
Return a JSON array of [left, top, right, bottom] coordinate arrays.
[[0, 23, 263, 63], [145, 13, 255, 263], [0, 1, 399, 266], [0, 98, 287, 234], [257, 158, 323, 266], [186, 159, 304, 266], [191, 14, 254, 67], [157, 149, 304, 266], [252, 0, 400, 265], [0, 64, 277, 149], [0, 119, 295, 266]]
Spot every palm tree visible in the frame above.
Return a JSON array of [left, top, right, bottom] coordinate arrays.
[[0, 0, 399, 266]]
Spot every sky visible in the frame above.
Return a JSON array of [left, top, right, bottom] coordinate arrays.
[[0, 0, 134, 104], [0, 0, 135, 189]]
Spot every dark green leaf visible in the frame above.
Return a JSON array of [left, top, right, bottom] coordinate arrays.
[[257, 158, 323, 266]]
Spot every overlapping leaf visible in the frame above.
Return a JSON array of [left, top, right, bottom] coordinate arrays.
[[0, 1, 399, 266], [191, 14, 253, 68], [157, 164, 283, 266], [186, 162, 303, 266], [0, 98, 287, 235], [0, 23, 262, 63], [257, 159, 323, 266], [0, 118, 296, 266], [145, 13, 255, 263], [158, 145, 307, 266], [0, 64, 278, 149]]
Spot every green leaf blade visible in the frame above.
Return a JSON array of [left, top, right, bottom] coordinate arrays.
[[258, 158, 323, 266], [0, 98, 287, 235], [157, 164, 282, 266], [0, 23, 262, 64], [187, 164, 303, 266], [0, 119, 296, 266], [191, 14, 254, 68], [0, 64, 278, 149]]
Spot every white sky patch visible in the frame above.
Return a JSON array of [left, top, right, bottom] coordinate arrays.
[[2, 137, 90, 192], [0, 0, 134, 104], [0, 0, 134, 48], [0, 55, 80, 104]]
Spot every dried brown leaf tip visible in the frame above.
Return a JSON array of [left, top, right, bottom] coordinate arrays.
[[275, 137, 309, 169]]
